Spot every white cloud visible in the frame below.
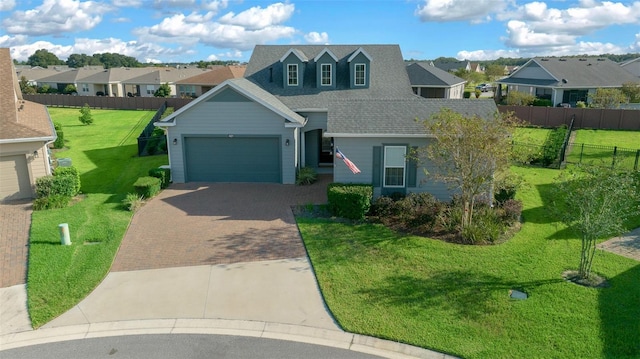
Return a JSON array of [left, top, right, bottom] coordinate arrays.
[[218, 2, 294, 30], [416, 0, 508, 22], [504, 20, 576, 47], [153, 0, 196, 9], [202, 0, 228, 13], [3, 0, 111, 36], [0, 0, 16, 11], [456, 48, 523, 61], [509, 1, 640, 36], [8, 41, 75, 61], [112, 17, 132, 23], [304, 31, 329, 44], [112, 0, 141, 7]]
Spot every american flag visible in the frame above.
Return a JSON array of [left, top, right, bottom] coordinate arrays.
[[336, 148, 361, 174]]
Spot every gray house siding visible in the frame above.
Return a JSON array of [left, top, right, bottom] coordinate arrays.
[[167, 99, 296, 184], [333, 137, 451, 201], [511, 62, 553, 80]]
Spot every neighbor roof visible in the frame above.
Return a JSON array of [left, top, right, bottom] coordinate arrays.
[[175, 65, 246, 85], [406, 62, 467, 87], [499, 57, 637, 88], [430, 60, 469, 73], [326, 98, 498, 136], [36, 67, 105, 84], [244, 44, 415, 110], [0, 48, 55, 142], [122, 67, 210, 84]]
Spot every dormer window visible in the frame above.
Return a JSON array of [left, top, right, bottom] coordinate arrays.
[[321, 64, 332, 86], [280, 48, 307, 88], [348, 47, 372, 89], [287, 64, 298, 86], [354, 64, 366, 86]]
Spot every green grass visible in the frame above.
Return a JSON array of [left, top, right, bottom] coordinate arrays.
[[299, 165, 640, 359], [28, 108, 168, 327], [567, 129, 640, 171], [573, 129, 640, 150], [513, 127, 552, 144]]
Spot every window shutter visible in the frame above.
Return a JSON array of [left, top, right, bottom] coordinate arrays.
[[407, 146, 418, 187], [372, 146, 382, 187]]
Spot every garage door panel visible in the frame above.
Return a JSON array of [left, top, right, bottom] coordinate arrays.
[[0, 155, 32, 201], [185, 137, 280, 183]]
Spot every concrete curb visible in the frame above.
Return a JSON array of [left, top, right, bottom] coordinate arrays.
[[0, 319, 457, 359]]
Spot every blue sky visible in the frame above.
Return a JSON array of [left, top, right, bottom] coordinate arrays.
[[1, 0, 639, 64]]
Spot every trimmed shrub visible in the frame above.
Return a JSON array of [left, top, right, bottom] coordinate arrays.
[[54, 166, 81, 195], [395, 192, 441, 227], [370, 196, 395, 217], [327, 183, 373, 220], [296, 167, 317, 185], [532, 98, 553, 107], [148, 167, 171, 189], [133, 176, 161, 199], [33, 195, 71, 211], [35, 175, 76, 198], [463, 91, 471, 99], [53, 122, 64, 149]]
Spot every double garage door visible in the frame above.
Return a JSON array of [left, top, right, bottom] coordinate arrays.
[[184, 136, 281, 183]]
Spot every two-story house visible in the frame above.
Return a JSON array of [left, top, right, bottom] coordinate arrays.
[[155, 45, 497, 199]]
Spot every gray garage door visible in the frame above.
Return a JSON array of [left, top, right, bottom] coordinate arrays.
[[0, 155, 32, 201], [185, 136, 281, 183]]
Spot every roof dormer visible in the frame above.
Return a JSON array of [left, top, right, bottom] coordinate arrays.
[[313, 48, 338, 89], [347, 47, 372, 89], [279, 48, 308, 88]]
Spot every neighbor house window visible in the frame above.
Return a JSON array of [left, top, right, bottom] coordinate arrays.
[[384, 146, 406, 187], [287, 64, 298, 86], [354, 63, 366, 86], [81, 84, 89, 92], [146, 85, 155, 95], [179, 85, 196, 97], [321, 64, 332, 86]]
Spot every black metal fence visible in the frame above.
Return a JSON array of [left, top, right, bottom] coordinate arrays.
[[565, 143, 639, 171], [137, 102, 168, 156]]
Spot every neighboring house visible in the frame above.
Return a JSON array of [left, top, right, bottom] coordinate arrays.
[[0, 48, 56, 201], [35, 67, 104, 93], [175, 65, 246, 98], [155, 45, 498, 200], [78, 67, 157, 96], [496, 57, 639, 107], [430, 60, 471, 73], [620, 57, 640, 78], [406, 62, 467, 99], [470, 63, 484, 73], [14, 66, 65, 87], [121, 67, 211, 97]]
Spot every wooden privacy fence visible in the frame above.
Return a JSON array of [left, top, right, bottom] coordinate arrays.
[[23, 94, 193, 111], [499, 105, 640, 130]]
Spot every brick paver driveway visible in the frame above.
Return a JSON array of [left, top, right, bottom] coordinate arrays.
[[111, 175, 330, 271]]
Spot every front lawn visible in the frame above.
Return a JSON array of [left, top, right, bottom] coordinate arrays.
[[573, 129, 640, 149], [299, 166, 640, 359], [28, 108, 167, 327]]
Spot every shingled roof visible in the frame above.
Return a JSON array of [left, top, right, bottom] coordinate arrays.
[[406, 62, 467, 87], [0, 48, 55, 142], [176, 65, 246, 85], [326, 98, 498, 136], [500, 57, 637, 88], [244, 45, 415, 110]]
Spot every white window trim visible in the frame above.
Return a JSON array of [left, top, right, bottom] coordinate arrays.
[[383, 145, 406, 188], [287, 64, 298, 86], [321, 63, 332, 86], [354, 63, 366, 86]]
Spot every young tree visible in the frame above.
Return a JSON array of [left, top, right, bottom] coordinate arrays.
[[552, 167, 639, 282], [19, 76, 36, 94], [154, 83, 171, 97], [78, 104, 94, 125], [621, 82, 640, 103], [589, 88, 627, 109], [419, 108, 519, 228]]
